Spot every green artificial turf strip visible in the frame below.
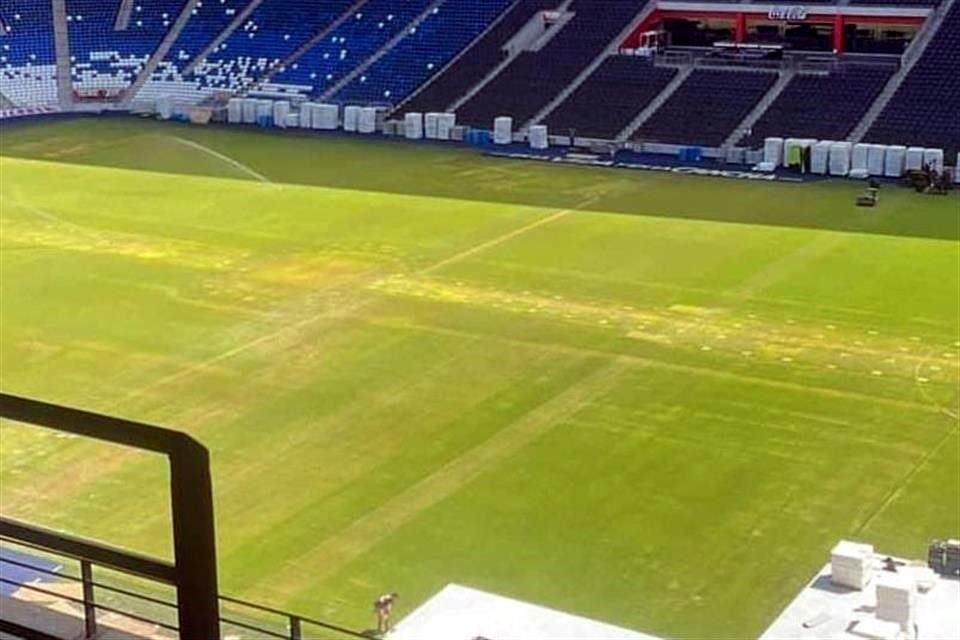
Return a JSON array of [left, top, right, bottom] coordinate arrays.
[[0, 118, 957, 638]]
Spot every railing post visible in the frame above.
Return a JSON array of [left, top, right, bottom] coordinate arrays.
[[289, 615, 302, 640], [80, 560, 96, 639]]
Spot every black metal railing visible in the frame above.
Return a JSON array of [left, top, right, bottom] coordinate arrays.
[[0, 531, 367, 640], [0, 394, 368, 640]]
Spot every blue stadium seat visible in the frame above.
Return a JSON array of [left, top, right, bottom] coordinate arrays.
[[0, 0, 58, 106]]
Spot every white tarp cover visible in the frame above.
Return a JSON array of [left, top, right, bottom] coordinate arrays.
[[811, 141, 831, 175], [494, 116, 513, 145], [391, 584, 661, 640], [850, 143, 870, 177], [405, 112, 424, 139], [358, 107, 377, 134], [529, 125, 549, 150], [923, 148, 944, 171], [905, 146, 924, 171], [298, 103, 314, 129], [157, 95, 172, 120], [273, 101, 290, 128], [311, 103, 326, 130], [242, 98, 258, 124], [884, 145, 906, 177], [256, 99, 273, 120], [315, 103, 338, 130], [437, 113, 456, 140], [764, 137, 784, 167], [829, 147, 851, 175], [285, 113, 299, 128], [343, 106, 361, 132], [424, 112, 441, 139], [866, 144, 886, 176], [227, 98, 243, 124]]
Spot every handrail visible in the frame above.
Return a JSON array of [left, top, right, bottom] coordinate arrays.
[[0, 393, 220, 638], [0, 519, 176, 583], [220, 595, 369, 638], [0, 555, 178, 609], [0, 578, 180, 632], [0, 543, 368, 640]]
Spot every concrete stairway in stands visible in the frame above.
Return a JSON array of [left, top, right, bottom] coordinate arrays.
[[319, 0, 447, 101], [848, 0, 954, 143], [114, 0, 135, 30], [0, 91, 14, 109], [51, 0, 72, 108], [441, 0, 573, 113], [724, 69, 796, 148], [252, 0, 371, 91], [524, 0, 657, 130], [121, 0, 201, 106], [616, 65, 693, 142], [182, 0, 265, 76]]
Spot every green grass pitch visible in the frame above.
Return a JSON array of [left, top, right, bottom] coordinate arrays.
[[0, 118, 958, 638]]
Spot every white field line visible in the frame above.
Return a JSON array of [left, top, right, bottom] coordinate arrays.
[[855, 419, 959, 536], [171, 136, 271, 183], [4, 187, 108, 243], [914, 348, 960, 420], [420, 207, 580, 275], [119, 197, 594, 403]]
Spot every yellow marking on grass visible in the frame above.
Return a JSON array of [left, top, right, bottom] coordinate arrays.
[[377, 320, 946, 415]]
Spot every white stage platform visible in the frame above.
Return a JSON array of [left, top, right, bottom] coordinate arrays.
[[390, 584, 662, 640], [760, 556, 959, 640]]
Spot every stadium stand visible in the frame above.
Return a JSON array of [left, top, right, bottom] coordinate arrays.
[[0, 0, 956, 164], [267, 0, 436, 99], [332, 0, 514, 105], [633, 69, 778, 147], [188, 0, 356, 94], [454, 0, 648, 129], [67, 0, 187, 95], [138, 0, 256, 103], [0, 0, 58, 106], [543, 56, 678, 140], [742, 66, 895, 147], [399, 0, 560, 114], [865, 1, 960, 158]]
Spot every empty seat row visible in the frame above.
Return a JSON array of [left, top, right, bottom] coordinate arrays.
[[544, 55, 677, 140], [267, 0, 435, 99], [400, 0, 560, 114], [634, 69, 777, 147], [67, 0, 187, 93], [0, 0, 58, 106], [866, 1, 960, 159], [189, 0, 355, 93], [455, 0, 649, 129], [333, 0, 514, 105], [138, 0, 255, 103], [742, 65, 894, 146]]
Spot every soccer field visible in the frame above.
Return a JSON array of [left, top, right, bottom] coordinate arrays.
[[1, 118, 958, 638]]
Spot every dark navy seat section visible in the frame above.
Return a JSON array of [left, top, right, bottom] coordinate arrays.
[[455, 0, 647, 129], [544, 56, 678, 140], [633, 69, 777, 147], [866, 1, 960, 159]]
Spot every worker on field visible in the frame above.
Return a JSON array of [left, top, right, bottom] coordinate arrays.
[[374, 592, 398, 635]]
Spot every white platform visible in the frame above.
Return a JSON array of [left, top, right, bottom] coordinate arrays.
[[391, 584, 661, 640], [760, 556, 959, 640]]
